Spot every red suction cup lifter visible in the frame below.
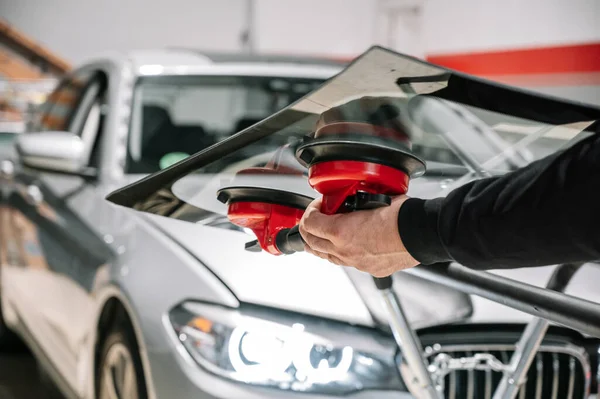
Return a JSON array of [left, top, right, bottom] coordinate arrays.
[[297, 121, 425, 215], [218, 111, 427, 256], [309, 160, 410, 215], [226, 196, 305, 255], [218, 186, 312, 255], [217, 144, 312, 255]]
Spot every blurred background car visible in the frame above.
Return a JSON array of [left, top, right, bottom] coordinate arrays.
[[0, 49, 356, 399], [0, 1, 599, 398]]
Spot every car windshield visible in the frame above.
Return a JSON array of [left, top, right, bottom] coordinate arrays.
[[127, 75, 327, 173], [109, 47, 600, 225]]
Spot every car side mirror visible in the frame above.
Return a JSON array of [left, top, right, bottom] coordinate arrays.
[[16, 131, 96, 178]]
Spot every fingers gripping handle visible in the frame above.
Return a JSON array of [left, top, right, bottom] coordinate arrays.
[[274, 192, 392, 255]]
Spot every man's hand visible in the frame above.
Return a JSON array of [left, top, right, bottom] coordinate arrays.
[[298, 196, 419, 277]]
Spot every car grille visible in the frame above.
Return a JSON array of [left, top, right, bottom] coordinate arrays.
[[424, 344, 590, 399]]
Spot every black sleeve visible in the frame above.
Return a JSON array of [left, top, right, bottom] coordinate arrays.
[[398, 132, 600, 270]]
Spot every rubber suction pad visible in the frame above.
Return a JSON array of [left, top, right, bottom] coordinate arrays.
[[217, 186, 312, 209], [217, 186, 312, 255], [296, 134, 426, 178]]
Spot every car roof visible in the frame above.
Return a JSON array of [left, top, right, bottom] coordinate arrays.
[[176, 49, 349, 67], [119, 48, 346, 79]]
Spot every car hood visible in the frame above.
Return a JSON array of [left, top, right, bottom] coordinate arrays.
[[145, 213, 472, 329], [136, 169, 600, 330]]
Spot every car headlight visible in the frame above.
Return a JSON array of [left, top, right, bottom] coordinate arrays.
[[169, 302, 404, 394]]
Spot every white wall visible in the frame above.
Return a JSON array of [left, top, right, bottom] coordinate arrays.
[[423, 0, 600, 55], [0, 0, 247, 64], [253, 0, 378, 58], [0, 0, 381, 63], [1, 0, 598, 62], [252, 0, 600, 58]]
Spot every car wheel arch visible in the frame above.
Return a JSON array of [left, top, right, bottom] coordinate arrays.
[[90, 288, 157, 399]]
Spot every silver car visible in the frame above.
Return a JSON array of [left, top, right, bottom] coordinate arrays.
[[1, 47, 599, 399]]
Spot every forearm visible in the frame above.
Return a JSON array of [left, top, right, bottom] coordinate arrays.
[[399, 132, 600, 270]]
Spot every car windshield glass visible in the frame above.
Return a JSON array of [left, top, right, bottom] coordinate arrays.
[[127, 75, 327, 173], [110, 47, 600, 226]]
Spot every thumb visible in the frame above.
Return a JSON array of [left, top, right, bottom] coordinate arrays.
[[306, 196, 322, 211]]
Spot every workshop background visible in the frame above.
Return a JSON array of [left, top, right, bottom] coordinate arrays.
[[0, 0, 599, 398], [1, 0, 599, 134]]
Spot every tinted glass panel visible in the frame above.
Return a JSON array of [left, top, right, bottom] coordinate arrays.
[[108, 47, 600, 227]]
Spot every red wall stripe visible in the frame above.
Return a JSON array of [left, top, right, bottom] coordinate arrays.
[[426, 42, 600, 76], [477, 72, 600, 87]]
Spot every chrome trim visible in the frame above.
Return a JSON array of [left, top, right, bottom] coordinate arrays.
[[493, 318, 550, 399], [550, 353, 559, 399], [567, 356, 575, 399], [534, 354, 543, 399], [466, 350, 475, 399], [424, 343, 591, 399], [137, 64, 341, 79], [485, 350, 493, 399], [448, 368, 456, 399]]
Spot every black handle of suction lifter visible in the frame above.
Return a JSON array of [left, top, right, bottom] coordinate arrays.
[[276, 225, 305, 254], [373, 275, 393, 290]]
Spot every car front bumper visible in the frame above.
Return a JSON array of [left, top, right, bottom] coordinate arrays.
[[145, 349, 414, 399]]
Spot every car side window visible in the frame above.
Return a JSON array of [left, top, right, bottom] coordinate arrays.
[[32, 70, 109, 168], [31, 70, 96, 133]]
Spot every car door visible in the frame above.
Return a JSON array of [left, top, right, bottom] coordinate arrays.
[[0, 67, 115, 390]]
